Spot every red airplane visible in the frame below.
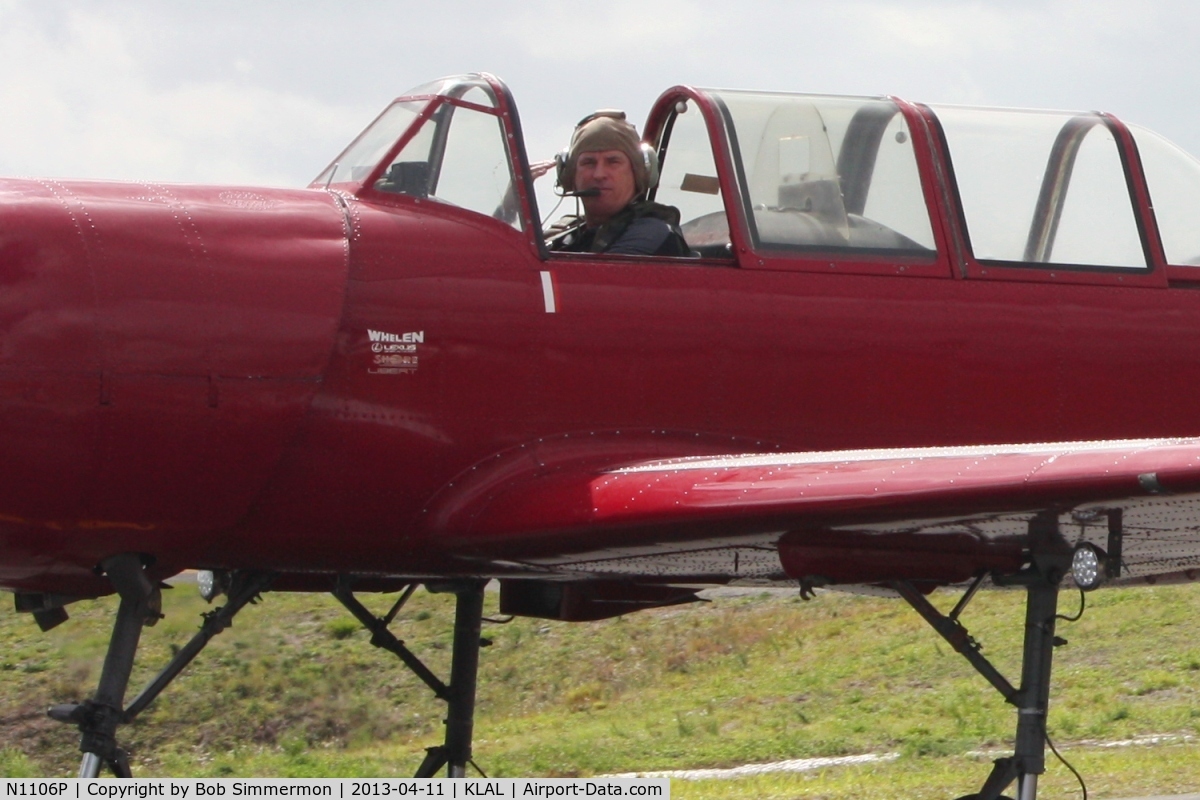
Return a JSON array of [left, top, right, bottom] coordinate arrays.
[[4, 71, 1200, 797]]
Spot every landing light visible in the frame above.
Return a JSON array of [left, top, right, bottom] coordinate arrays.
[[1071, 544, 1105, 591], [197, 570, 220, 602]]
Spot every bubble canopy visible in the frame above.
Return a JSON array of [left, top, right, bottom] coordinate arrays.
[[313, 75, 1200, 272]]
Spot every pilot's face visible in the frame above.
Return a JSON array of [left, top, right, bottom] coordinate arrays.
[[574, 149, 636, 224]]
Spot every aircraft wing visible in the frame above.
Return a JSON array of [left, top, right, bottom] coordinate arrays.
[[430, 437, 1200, 587]]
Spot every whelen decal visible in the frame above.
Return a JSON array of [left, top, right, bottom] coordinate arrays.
[[540, 271, 557, 314], [367, 329, 423, 375]]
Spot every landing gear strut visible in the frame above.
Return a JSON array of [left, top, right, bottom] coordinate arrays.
[[48, 558, 273, 777], [334, 579, 488, 778], [892, 514, 1073, 800], [52, 554, 160, 778]]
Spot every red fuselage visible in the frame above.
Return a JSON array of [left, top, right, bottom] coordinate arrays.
[[3, 77, 1200, 596]]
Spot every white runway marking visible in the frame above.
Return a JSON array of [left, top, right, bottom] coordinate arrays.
[[604, 733, 1199, 785], [606, 752, 899, 780], [966, 732, 1196, 758]]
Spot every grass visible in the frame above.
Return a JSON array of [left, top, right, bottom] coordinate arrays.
[[1, 581, 1199, 797]]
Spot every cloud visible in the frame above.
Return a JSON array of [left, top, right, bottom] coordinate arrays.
[[501, 0, 726, 63], [0, 4, 368, 186], [3, 0, 1200, 186], [846, 0, 1156, 60]]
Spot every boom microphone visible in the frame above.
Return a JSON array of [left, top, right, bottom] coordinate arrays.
[[562, 188, 601, 198]]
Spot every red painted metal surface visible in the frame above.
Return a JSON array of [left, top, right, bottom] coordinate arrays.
[[0, 179, 347, 593], [5, 74, 1200, 599], [431, 440, 1200, 538]]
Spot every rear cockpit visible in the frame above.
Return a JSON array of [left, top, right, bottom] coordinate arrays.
[[656, 91, 937, 257]]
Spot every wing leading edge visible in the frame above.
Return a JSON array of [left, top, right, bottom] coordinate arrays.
[[429, 437, 1200, 587]]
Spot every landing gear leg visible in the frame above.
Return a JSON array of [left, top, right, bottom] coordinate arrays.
[[49, 566, 273, 777], [1009, 574, 1061, 800], [425, 582, 486, 778], [893, 515, 1071, 800], [54, 554, 160, 778], [334, 579, 488, 778]]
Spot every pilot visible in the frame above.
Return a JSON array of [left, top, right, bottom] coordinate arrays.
[[544, 110, 690, 257]]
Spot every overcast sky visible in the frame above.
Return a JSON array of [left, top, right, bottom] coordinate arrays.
[[2, 0, 1199, 191]]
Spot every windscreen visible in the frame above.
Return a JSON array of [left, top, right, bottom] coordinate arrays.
[[311, 76, 499, 189], [313, 101, 425, 187]]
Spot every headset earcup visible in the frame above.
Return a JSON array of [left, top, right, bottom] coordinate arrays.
[[555, 149, 573, 192], [640, 143, 660, 192]]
